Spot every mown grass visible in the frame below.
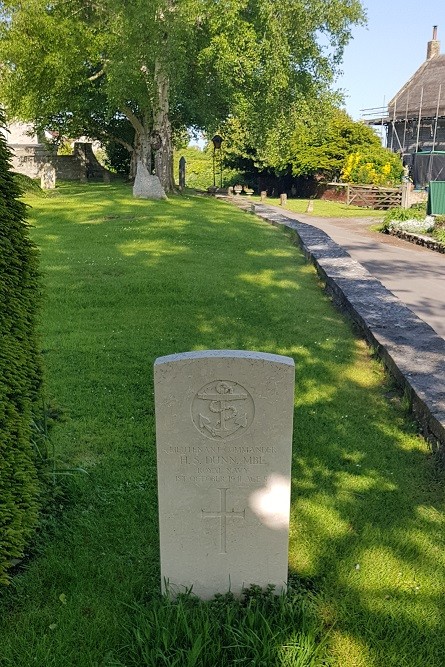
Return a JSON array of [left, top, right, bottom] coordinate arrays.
[[0, 182, 444, 666], [254, 196, 383, 219]]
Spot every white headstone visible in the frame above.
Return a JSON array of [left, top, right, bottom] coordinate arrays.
[[40, 163, 56, 189], [155, 350, 295, 599], [133, 160, 167, 199]]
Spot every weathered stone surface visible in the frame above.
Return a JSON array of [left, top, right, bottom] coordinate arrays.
[[40, 163, 56, 189], [155, 350, 295, 599], [133, 160, 167, 199], [387, 228, 445, 253]]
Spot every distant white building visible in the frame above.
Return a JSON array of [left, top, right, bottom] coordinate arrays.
[[1, 121, 44, 145]]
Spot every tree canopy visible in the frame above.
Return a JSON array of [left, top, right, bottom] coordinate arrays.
[[0, 0, 366, 193]]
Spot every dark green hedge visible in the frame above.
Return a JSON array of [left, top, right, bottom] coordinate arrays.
[[0, 112, 43, 584]]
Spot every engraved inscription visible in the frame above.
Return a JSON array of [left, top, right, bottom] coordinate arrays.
[[192, 380, 254, 440], [202, 488, 246, 554]]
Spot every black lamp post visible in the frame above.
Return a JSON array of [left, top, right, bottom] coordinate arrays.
[[211, 134, 223, 188]]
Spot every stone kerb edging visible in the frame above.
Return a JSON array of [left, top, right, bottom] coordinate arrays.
[[386, 228, 445, 254], [245, 202, 445, 457]]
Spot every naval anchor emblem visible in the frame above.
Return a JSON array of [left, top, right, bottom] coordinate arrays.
[[192, 380, 254, 440]]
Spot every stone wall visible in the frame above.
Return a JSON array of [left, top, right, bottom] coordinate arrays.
[[9, 144, 55, 179], [8, 141, 113, 181]]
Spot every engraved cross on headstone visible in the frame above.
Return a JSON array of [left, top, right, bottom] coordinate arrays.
[[202, 487, 245, 554]]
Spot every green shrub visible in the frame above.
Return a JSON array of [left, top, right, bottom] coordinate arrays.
[[0, 112, 43, 584], [174, 146, 244, 190], [432, 227, 445, 243], [382, 205, 426, 225]]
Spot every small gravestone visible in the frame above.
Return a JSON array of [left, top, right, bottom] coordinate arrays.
[[233, 184, 242, 196], [179, 156, 186, 190], [155, 350, 295, 599], [41, 163, 56, 189], [280, 193, 287, 207], [260, 191, 267, 202], [133, 160, 167, 199]]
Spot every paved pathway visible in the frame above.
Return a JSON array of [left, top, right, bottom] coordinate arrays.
[[268, 206, 445, 339], [225, 196, 445, 453]]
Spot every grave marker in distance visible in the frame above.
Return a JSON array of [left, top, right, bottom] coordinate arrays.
[[155, 350, 295, 599]]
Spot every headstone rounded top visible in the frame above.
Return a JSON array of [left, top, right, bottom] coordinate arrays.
[[155, 349, 295, 367]]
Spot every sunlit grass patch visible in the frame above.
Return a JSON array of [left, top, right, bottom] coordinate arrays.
[[255, 196, 384, 218]]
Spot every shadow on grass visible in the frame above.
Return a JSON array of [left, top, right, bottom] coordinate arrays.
[[2, 183, 443, 666]]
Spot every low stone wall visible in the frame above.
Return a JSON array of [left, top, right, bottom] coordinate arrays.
[[408, 189, 428, 207], [386, 228, 445, 253], [9, 141, 112, 181], [9, 144, 55, 179]]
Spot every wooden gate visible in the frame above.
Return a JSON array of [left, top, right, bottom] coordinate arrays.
[[346, 185, 402, 210]]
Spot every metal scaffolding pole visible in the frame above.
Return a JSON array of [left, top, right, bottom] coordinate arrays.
[[402, 92, 410, 154], [432, 84, 442, 151], [390, 97, 397, 151], [415, 88, 424, 153]]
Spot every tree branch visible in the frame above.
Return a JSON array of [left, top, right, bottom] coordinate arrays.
[[88, 68, 106, 82], [109, 135, 134, 153], [121, 106, 145, 136]]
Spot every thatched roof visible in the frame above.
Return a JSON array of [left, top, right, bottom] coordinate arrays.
[[388, 42, 445, 121]]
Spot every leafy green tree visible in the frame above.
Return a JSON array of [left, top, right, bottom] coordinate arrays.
[[287, 108, 384, 180], [223, 106, 390, 184], [0, 0, 365, 193]]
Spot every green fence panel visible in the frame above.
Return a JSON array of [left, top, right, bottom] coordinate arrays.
[[427, 181, 445, 214]]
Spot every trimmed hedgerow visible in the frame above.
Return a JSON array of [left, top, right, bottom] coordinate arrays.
[[0, 112, 43, 584]]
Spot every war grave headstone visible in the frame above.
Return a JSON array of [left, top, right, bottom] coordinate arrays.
[[155, 350, 295, 599]]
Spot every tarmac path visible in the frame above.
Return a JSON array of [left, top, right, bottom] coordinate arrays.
[[268, 207, 445, 340]]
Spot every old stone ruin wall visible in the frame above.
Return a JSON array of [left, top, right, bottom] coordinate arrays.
[[9, 142, 113, 182]]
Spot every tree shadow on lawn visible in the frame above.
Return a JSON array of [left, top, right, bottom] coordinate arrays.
[[20, 186, 445, 666], [290, 376, 445, 666]]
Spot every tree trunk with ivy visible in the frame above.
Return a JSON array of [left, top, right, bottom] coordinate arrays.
[[153, 59, 175, 193]]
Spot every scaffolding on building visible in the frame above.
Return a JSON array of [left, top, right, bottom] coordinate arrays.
[[361, 83, 445, 156]]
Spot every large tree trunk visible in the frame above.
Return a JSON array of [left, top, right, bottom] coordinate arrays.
[[121, 106, 152, 180], [133, 129, 152, 176], [153, 59, 175, 193]]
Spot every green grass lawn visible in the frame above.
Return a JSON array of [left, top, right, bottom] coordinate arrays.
[[0, 183, 444, 666], [254, 196, 384, 219]]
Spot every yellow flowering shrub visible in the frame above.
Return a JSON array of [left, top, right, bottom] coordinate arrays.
[[341, 148, 403, 186]]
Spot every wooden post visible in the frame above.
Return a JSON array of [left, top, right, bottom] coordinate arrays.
[[346, 185, 351, 205]]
